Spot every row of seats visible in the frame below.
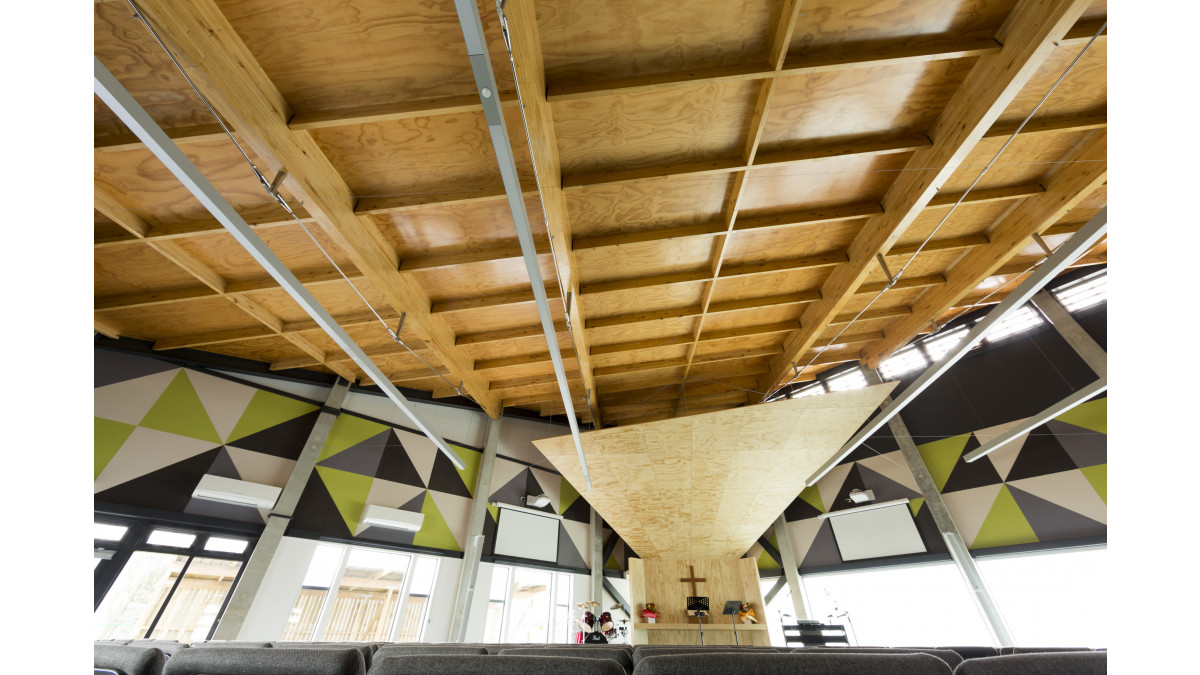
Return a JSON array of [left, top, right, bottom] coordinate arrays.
[[96, 641, 1106, 675]]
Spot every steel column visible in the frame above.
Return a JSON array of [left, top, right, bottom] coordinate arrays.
[[1032, 289, 1107, 377], [772, 515, 809, 621], [448, 416, 503, 641]]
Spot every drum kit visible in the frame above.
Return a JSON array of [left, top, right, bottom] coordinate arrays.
[[575, 603, 629, 643]]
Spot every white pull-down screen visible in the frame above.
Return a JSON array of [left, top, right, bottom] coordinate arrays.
[[825, 500, 926, 561], [493, 504, 562, 563]]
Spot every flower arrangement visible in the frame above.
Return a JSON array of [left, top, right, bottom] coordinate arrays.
[[738, 601, 757, 624], [640, 602, 659, 623]]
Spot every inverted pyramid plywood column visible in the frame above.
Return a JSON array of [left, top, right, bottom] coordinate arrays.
[[533, 383, 898, 559]]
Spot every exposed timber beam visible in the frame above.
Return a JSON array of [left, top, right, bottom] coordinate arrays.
[[133, 0, 500, 417], [760, 0, 1093, 400]]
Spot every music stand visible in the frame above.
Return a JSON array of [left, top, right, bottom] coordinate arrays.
[[686, 597, 709, 645], [722, 601, 742, 645]]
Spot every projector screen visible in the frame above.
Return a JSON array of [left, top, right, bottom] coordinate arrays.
[[827, 502, 926, 561], [493, 506, 561, 563]]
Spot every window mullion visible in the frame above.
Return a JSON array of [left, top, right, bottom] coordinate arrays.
[[143, 555, 195, 638], [387, 555, 418, 641], [312, 545, 351, 641]]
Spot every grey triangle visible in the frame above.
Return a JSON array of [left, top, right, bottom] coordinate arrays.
[[400, 490, 427, 513], [207, 447, 241, 480], [1008, 485, 1106, 542], [557, 524, 588, 569], [1046, 420, 1107, 469], [800, 519, 842, 569], [317, 433, 387, 476]]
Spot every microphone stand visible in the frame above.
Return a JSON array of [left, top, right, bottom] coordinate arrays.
[[694, 611, 706, 645]]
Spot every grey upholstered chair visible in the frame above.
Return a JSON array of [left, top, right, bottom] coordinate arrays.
[[635, 652, 953, 675], [367, 654, 625, 675], [94, 644, 166, 675], [952, 651, 1106, 674], [499, 647, 634, 673], [162, 647, 365, 675], [790, 646, 964, 669], [272, 643, 377, 668]]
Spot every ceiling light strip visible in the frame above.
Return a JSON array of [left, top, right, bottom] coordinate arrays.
[[451, 0, 591, 488], [94, 56, 465, 470], [807, 207, 1107, 486], [963, 376, 1107, 463]]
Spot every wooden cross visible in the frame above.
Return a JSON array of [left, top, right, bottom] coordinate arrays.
[[680, 565, 707, 595]]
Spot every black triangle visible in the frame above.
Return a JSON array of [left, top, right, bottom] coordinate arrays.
[[226, 410, 321, 460], [941, 435, 1003, 493], [857, 464, 921, 502], [95, 350, 178, 388], [828, 465, 867, 513], [912, 502, 947, 554], [561, 493, 592, 523], [1007, 485, 1106, 542], [1003, 424, 1080, 482], [800, 519, 842, 569], [374, 430, 425, 488], [289, 473, 354, 538], [481, 505, 499, 555], [95, 448, 222, 513], [427, 449, 473, 498], [358, 524, 417, 547], [557, 524, 588, 569], [784, 494, 823, 521], [184, 497, 263, 524], [489, 468, 532, 507]]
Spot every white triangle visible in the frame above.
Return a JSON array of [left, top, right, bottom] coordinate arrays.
[[94, 426, 219, 493], [186, 370, 258, 443], [397, 429, 438, 487], [490, 457, 528, 500], [1007, 470, 1107, 525], [563, 519, 592, 568], [974, 418, 1033, 481], [941, 484, 1004, 548], [429, 491, 473, 550], [817, 463, 853, 514], [365, 478, 427, 512], [224, 446, 296, 487], [530, 468, 562, 512], [94, 369, 180, 426], [856, 450, 920, 493], [787, 518, 825, 564]]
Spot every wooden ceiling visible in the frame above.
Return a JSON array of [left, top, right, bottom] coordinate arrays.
[[533, 383, 896, 558], [94, 0, 1107, 427]]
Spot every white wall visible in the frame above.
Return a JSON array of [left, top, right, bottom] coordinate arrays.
[[237, 536, 319, 640]]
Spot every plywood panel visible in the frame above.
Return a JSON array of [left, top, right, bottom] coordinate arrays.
[[939, 130, 1094, 194], [740, 152, 911, 212], [539, 0, 774, 83], [581, 283, 707, 319], [722, 223, 861, 267], [534, 384, 895, 558], [785, 0, 1017, 53], [628, 557, 768, 645], [997, 42, 1106, 125], [215, 0, 514, 112], [373, 195, 545, 256], [709, 268, 830, 302], [566, 175, 732, 238], [576, 239, 716, 284]]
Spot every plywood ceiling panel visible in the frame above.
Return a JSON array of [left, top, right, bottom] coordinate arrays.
[[534, 383, 896, 558], [785, 0, 1017, 53], [566, 176, 732, 238]]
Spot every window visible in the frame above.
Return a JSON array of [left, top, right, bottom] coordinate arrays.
[[484, 565, 576, 644], [93, 523, 253, 641], [923, 326, 969, 361], [286, 544, 440, 642], [976, 547, 1106, 647], [825, 368, 868, 392], [1053, 270, 1107, 312], [879, 346, 928, 380], [984, 306, 1044, 343], [759, 578, 803, 647], [802, 562, 993, 647], [791, 383, 827, 399]]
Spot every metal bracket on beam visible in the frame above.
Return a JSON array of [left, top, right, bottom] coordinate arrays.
[[389, 312, 408, 343], [1032, 232, 1054, 257], [876, 253, 897, 287], [267, 169, 288, 199]]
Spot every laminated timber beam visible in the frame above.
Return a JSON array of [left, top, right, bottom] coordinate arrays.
[[133, 0, 500, 417], [859, 130, 1107, 366], [759, 0, 1093, 400]]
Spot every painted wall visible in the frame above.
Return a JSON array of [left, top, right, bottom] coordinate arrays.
[[755, 304, 1107, 573]]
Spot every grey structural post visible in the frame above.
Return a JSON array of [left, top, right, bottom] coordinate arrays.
[[772, 515, 809, 621], [863, 369, 1015, 646], [212, 378, 352, 639], [448, 415, 503, 642], [762, 576, 789, 605], [590, 508, 604, 605], [1031, 289, 1107, 377]]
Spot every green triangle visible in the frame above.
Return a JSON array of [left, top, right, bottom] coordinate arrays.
[[1054, 397, 1106, 434], [317, 414, 388, 462], [606, 553, 620, 570], [414, 492, 461, 552], [138, 370, 222, 444], [95, 417, 136, 480], [1080, 464, 1106, 504], [917, 433, 971, 492], [487, 503, 499, 522], [972, 485, 1038, 550], [452, 444, 482, 497], [909, 497, 925, 517], [756, 548, 780, 570], [799, 485, 825, 513], [560, 477, 582, 515], [315, 466, 375, 535], [227, 390, 319, 444]]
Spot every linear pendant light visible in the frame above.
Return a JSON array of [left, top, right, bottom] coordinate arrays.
[[93, 55, 465, 470]]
